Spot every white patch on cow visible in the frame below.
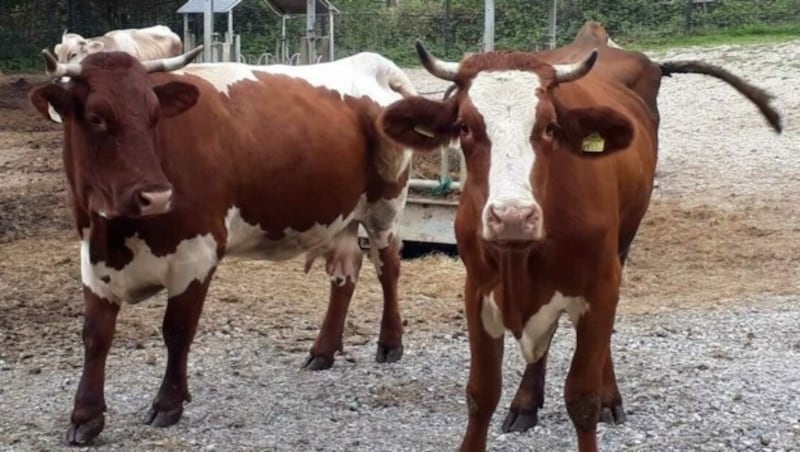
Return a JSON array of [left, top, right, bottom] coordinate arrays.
[[224, 197, 367, 261], [469, 71, 541, 239], [224, 207, 265, 256], [364, 184, 408, 276], [177, 64, 258, 97], [255, 52, 413, 107], [518, 291, 589, 363], [80, 228, 218, 304], [481, 292, 505, 339]]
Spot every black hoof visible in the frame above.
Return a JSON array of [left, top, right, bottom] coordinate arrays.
[[66, 415, 104, 446], [600, 404, 626, 425], [144, 405, 183, 428], [375, 344, 403, 363], [501, 408, 538, 433], [303, 353, 334, 371]]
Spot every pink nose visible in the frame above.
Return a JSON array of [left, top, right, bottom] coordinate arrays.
[[485, 202, 540, 241], [138, 189, 173, 216]]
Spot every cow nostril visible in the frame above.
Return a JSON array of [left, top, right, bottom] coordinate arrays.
[[138, 189, 173, 214], [138, 192, 152, 207], [488, 206, 503, 226]]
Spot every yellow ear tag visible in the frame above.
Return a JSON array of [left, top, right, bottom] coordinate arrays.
[[414, 125, 436, 138], [582, 133, 605, 153]]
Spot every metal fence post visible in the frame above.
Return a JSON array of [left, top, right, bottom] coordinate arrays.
[[484, 0, 494, 51]]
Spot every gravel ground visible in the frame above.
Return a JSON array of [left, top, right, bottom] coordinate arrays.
[[1, 40, 799, 451], [1, 297, 798, 451]]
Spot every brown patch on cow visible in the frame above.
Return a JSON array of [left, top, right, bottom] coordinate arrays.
[[566, 393, 601, 431]]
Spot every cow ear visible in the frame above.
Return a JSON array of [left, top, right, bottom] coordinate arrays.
[[29, 83, 71, 124], [558, 106, 633, 156], [86, 41, 104, 54], [379, 96, 458, 152], [153, 81, 199, 118]]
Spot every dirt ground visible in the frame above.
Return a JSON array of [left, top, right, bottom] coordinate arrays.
[[1, 40, 799, 451]]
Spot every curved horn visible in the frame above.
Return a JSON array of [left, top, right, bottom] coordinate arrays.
[[142, 45, 204, 73], [41, 48, 81, 78], [415, 40, 459, 81], [552, 48, 598, 84], [443, 83, 458, 100]]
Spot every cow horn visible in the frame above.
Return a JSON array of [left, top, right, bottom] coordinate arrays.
[[142, 45, 204, 73], [552, 48, 598, 83], [41, 48, 81, 78], [415, 40, 459, 82]]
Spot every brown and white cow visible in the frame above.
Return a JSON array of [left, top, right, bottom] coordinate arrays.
[[28, 46, 413, 445], [380, 41, 781, 452], [438, 21, 784, 437], [55, 25, 182, 64]]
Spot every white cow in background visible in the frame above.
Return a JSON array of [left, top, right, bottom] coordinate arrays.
[[54, 25, 182, 64]]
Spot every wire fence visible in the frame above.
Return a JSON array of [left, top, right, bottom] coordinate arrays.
[[2, 0, 800, 72], [0, 0, 182, 71]]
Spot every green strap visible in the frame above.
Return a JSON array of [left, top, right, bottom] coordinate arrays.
[[430, 175, 453, 196]]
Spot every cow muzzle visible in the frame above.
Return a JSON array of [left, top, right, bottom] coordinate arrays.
[[483, 200, 542, 242], [137, 187, 173, 216]]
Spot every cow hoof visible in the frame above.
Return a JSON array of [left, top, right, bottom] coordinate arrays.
[[303, 353, 334, 371], [375, 344, 403, 363], [501, 408, 538, 433], [144, 405, 183, 428], [66, 415, 104, 446], [600, 404, 626, 425]]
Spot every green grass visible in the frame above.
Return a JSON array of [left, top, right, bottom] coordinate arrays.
[[624, 23, 800, 52]]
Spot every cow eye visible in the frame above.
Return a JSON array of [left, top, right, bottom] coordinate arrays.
[[459, 122, 469, 136], [544, 123, 558, 139], [69, 52, 77, 60], [86, 114, 106, 131]]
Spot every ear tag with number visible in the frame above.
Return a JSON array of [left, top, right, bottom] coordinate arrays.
[[582, 132, 605, 153], [414, 125, 435, 138]]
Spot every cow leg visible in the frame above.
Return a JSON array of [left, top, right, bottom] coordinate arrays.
[[144, 272, 214, 428], [66, 287, 120, 445], [371, 234, 403, 363], [460, 282, 504, 452], [564, 283, 619, 452], [304, 224, 363, 371], [502, 351, 548, 433], [602, 228, 638, 424], [599, 349, 626, 424]]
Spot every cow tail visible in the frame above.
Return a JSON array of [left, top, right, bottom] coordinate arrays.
[[660, 60, 782, 133]]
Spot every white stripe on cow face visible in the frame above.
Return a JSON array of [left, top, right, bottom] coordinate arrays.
[[469, 71, 544, 241]]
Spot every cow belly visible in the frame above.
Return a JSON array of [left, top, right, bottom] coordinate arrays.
[[223, 200, 364, 261], [81, 230, 218, 304]]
